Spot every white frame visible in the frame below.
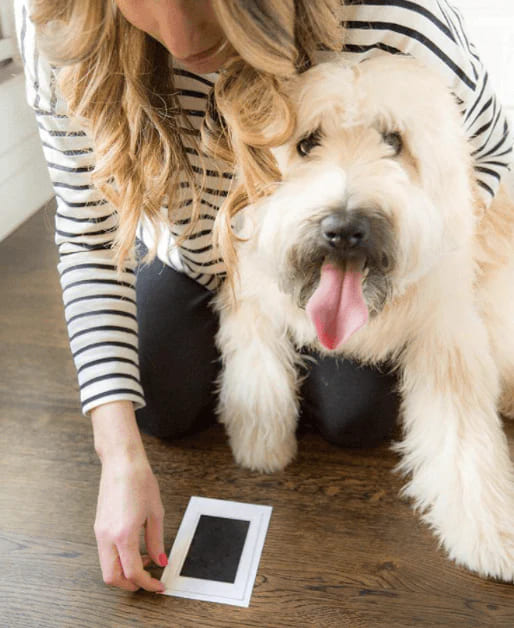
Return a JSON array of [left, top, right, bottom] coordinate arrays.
[[161, 497, 273, 607]]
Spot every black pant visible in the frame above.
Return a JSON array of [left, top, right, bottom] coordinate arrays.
[[134, 242, 400, 448]]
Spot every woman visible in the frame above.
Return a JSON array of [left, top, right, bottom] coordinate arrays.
[[15, 0, 513, 593]]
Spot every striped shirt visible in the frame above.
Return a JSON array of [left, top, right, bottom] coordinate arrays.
[[14, 0, 513, 417]]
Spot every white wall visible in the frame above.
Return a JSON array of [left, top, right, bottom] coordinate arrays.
[[455, 0, 514, 116], [0, 1, 53, 242], [0, 66, 54, 241]]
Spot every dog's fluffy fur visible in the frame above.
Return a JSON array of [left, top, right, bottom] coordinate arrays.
[[213, 56, 514, 581]]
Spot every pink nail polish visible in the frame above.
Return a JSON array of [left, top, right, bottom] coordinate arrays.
[[159, 553, 168, 567]]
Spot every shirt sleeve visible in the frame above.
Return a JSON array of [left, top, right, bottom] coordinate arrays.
[[340, 0, 514, 205], [14, 0, 146, 416]]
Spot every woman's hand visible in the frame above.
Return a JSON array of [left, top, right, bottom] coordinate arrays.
[[94, 452, 167, 592], [91, 400, 167, 592]]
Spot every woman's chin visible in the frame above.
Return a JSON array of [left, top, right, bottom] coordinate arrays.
[[175, 42, 234, 74]]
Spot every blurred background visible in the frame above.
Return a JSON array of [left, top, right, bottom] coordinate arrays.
[[0, 0, 513, 244]]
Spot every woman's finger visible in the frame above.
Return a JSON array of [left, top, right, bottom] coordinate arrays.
[[145, 512, 167, 568], [117, 537, 165, 593], [97, 539, 139, 592]]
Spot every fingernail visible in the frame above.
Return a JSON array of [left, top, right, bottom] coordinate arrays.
[[159, 553, 168, 567]]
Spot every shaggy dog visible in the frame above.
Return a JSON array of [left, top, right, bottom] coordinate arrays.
[[213, 55, 514, 581]]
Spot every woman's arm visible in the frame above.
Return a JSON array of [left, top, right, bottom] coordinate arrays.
[[91, 400, 166, 593], [14, 0, 146, 417], [14, 0, 166, 592]]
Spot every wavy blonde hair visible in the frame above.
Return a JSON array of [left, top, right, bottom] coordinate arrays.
[[31, 0, 343, 275]]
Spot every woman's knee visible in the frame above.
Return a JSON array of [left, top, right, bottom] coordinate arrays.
[[315, 392, 399, 448], [135, 397, 215, 440], [301, 356, 400, 448]]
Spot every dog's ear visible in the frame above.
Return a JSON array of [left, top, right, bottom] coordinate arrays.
[[406, 105, 470, 204], [365, 56, 473, 211]]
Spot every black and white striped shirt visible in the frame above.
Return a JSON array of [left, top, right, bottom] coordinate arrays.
[[14, 0, 513, 416]]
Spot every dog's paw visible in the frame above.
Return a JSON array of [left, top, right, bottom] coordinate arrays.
[[229, 429, 297, 473], [406, 476, 514, 582], [431, 501, 514, 582], [447, 529, 514, 583]]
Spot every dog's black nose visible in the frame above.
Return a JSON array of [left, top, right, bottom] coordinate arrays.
[[320, 212, 370, 249]]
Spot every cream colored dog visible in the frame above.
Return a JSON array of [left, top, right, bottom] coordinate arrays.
[[213, 55, 514, 581]]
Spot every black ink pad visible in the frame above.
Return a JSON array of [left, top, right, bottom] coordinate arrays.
[[180, 514, 250, 583]]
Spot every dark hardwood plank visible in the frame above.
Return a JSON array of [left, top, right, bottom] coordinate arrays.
[[1, 204, 514, 627]]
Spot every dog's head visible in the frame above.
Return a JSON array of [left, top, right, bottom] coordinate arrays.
[[243, 55, 476, 350]]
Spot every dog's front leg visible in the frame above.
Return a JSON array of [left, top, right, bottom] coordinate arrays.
[[397, 307, 514, 581], [215, 292, 300, 473]]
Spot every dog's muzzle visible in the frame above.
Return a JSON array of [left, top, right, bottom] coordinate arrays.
[[282, 206, 396, 322], [316, 207, 396, 277], [321, 212, 370, 249], [319, 211, 371, 265]]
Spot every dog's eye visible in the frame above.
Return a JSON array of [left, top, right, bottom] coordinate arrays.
[[296, 130, 322, 157], [382, 131, 403, 155]]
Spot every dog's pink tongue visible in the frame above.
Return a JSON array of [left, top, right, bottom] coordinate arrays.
[[306, 263, 368, 350]]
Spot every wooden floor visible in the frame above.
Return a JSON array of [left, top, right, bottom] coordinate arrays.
[[1, 204, 514, 628]]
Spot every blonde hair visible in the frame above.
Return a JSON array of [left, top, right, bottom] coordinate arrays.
[[31, 0, 342, 275]]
